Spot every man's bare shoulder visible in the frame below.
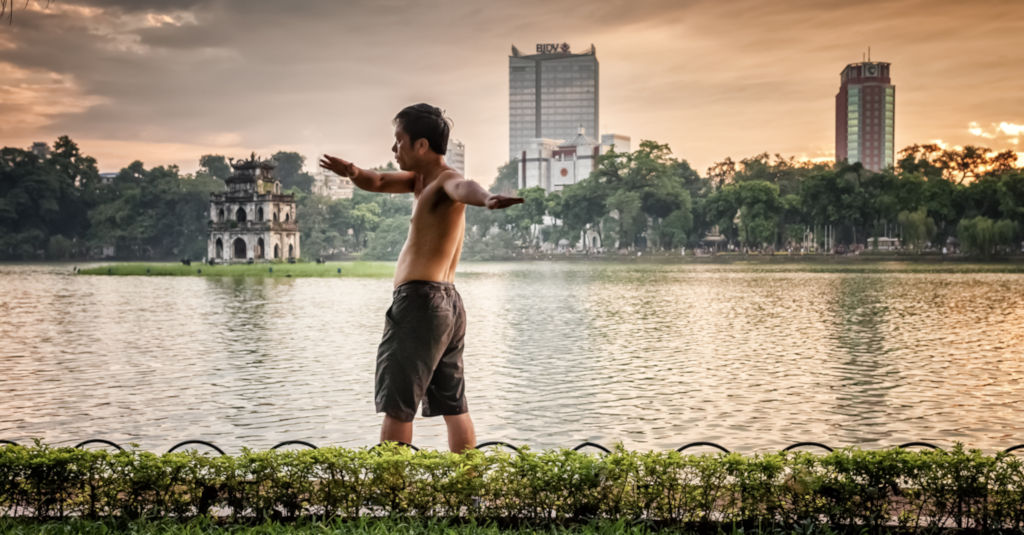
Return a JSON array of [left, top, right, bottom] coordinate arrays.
[[434, 168, 466, 199], [436, 168, 464, 184]]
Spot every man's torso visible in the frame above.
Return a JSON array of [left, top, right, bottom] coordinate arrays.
[[393, 171, 465, 287]]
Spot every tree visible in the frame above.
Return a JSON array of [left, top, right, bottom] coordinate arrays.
[[605, 190, 645, 249], [705, 180, 783, 249], [199, 154, 232, 180], [489, 159, 520, 194], [899, 144, 1018, 185], [897, 208, 936, 252], [296, 193, 344, 258], [659, 208, 692, 251], [993, 219, 1018, 254], [344, 201, 382, 249], [738, 181, 782, 248], [559, 179, 608, 248], [939, 145, 990, 184], [272, 151, 315, 193], [957, 216, 995, 257], [0, 138, 95, 259], [706, 157, 737, 190], [86, 161, 222, 259], [897, 144, 945, 180], [997, 172, 1024, 225], [502, 186, 547, 247], [363, 216, 410, 260]]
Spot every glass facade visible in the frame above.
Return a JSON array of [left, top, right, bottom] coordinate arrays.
[[509, 58, 537, 161], [884, 87, 895, 168], [509, 48, 598, 160], [847, 87, 860, 164]]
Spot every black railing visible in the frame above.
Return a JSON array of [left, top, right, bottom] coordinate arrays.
[[2, 438, 1021, 455]]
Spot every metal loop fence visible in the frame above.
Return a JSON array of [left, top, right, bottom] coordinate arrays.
[[2, 438, 1023, 455], [167, 440, 226, 455], [676, 441, 730, 453]]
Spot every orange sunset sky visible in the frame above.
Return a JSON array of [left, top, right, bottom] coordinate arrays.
[[1, 0, 1022, 183]]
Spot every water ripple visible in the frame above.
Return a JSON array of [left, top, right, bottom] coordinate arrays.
[[1, 262, 1022, 453]]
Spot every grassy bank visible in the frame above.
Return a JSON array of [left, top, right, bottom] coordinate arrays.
[[78, 261, 394, 278], [68, 256, 1024, 278]]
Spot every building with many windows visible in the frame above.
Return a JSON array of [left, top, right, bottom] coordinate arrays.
[[509, 43, 598, 160], [835, 61, 895, 171]]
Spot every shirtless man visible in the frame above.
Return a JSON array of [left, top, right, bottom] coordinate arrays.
[[319, 103, 523, 453]]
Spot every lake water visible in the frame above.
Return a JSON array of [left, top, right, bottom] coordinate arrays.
[[1, 261, 1022, 453]]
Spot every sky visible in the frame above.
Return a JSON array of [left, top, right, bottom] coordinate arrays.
[[1, 0, 1022, 184]]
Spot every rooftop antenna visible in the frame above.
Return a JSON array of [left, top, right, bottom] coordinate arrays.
[[868, 46, 871, 62]]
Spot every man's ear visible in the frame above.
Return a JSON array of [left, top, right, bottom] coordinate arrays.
[[413, 138, 430, 154]]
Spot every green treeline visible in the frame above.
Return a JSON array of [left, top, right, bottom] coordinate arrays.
[[0, 137, 344, 260], [468, 141, 1024, 257], [2, 138, 1022, 261]]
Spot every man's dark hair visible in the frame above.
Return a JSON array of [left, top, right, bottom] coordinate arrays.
[[394, 103, 451, 155]]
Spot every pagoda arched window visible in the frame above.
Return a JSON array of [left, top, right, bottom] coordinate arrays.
[[257, 207, 264, 221], [236, 207, 247, 223]]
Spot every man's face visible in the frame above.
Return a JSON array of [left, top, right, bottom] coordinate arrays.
[[392, 125, 414, 171]]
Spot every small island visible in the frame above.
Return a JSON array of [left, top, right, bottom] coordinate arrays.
[[77, 261, 393, 278]]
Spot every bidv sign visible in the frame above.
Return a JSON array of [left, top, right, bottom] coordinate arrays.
[[536, 43, 571, 54]]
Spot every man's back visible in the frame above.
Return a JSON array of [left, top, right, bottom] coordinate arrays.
[[393, 171, 466, 287]]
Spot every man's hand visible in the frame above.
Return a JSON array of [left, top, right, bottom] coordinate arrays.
[[485, 194, 524, 210], [319, 154, 358, 178]]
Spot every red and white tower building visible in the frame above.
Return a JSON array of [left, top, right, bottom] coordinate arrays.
[[835, 61, 895, 171]]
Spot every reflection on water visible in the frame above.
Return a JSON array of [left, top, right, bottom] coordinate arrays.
[[1, 262, 1022, 453]]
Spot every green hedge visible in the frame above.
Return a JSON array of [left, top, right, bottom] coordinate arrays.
[[1, 443, 1023, 531]]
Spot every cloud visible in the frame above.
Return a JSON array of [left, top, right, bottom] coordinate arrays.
[[0, 62, 107, 136], [998, 122, 1024, 138], [967, 121, 1024, 146], [2, 0, 1024, 180]]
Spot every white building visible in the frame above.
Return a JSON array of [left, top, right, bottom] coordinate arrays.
[[312, 169, 354, 200], [446, 138, 465, 176], [600, 133, 631, 154], [517, 128, 630, 192]]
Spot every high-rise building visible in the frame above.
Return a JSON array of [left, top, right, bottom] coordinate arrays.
[[446, 138, 465, 176], [509, 43, 598, 161], [835, 61, 895, 171]]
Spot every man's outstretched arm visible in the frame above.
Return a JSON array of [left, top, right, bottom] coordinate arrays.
[[442, 172, 524, 209], [319, 154, 415, 194]]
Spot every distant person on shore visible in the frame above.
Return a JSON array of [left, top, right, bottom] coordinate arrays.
[[319, 104, 523, 453]]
